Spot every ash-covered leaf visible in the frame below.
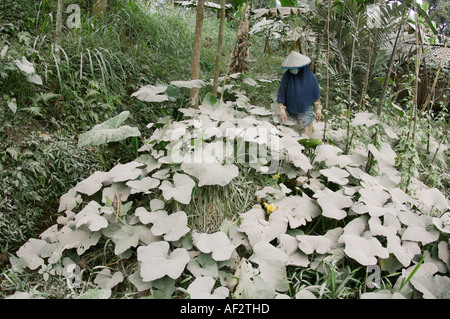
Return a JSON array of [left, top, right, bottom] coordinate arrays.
[[367, 142, 396, 166], [342, 233, 389, 266], [387, 235, 420, 268], [339, 217, 389, 266], [351, 112, 379, 127], [415, 188, 449, 215], [137, 241, 190, 282], [78, 111, 140, 147], [275, 194, 320, 228], [249, 241, 289, 293], [187, 253, 219, 278], [15, 56, 35, 74], [369, 213, 401, 238], [186, 276, 229, 299], [437, 241, 449, 270], [101, 182, 131, 204], [58, 188, 82, 213], [319, 166, 350, 185], [295, 289, 317, 299], [106, 161, 145, 183], [296, 235, 332, 255], [131, 85, 169, 102], [159, 173, 195, 205], [433, 213, 450, 234], [126, 177, 160, 194], [75, 201, 108, 232], [94, 268, 124, 289], [74, 171, 111, 196], [128, 270, 153, 292], [232, 258, 264, 298], [277, 234, 309, 267], [170, 79, 206, 88], [314, 188, 352, 220], [192, 231, 235, 261], [16, 239, 47, 270], [181, 162, 238, 187], [410, 275, 450, 299], [238, 207, 288, 246], [145, 210, 190, 242], [101, 223, 140, 255], [77, 288, 111, 299], [53, 225, 101, 255], [399, 210, 440, 245]]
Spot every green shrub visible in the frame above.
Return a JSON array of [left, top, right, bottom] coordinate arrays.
[[0, 131, 104, 251]]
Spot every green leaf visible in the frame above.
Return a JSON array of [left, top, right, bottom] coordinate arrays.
[[78, 111, 141, 147], [400, 254, 426, 290], [279, 0, 297, 7], [298, 138, 322, 149]]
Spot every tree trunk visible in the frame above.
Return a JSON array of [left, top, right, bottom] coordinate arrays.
[[93, 0, 107, 16], [212, 0, 226, 98], [358, 42, 373, 111], [322, 0, 331, 141], [189, 0, 205, 108], [404, 3, 422, 193], [55, 0, 64, 61]]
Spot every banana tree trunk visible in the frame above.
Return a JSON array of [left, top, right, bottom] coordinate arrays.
[[189, 0, 205, 108]]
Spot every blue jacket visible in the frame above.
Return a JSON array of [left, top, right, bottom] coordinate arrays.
[[276, 66, 320, 114]]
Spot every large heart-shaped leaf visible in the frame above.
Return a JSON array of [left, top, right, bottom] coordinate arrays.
[[192, 231, 235, 261], [238, 207, 288, 246], [249, 241, 289, 293], [146, 210, 190, 242], [102, 223, 141, 255], [275, 194, 320, 228], [137, 241, 190, 282], [181, 162, 239, 187], [131, 85, 169, 102], [159, 173, 195, 205], [74, 201, 108, 232], [186, 276, 229, 299], [78, 111, 141, 147]]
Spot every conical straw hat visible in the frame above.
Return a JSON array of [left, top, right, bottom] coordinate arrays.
[[281, 51, 311, 69]]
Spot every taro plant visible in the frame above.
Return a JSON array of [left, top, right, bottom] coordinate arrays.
[[4, 75, 449, 299]]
